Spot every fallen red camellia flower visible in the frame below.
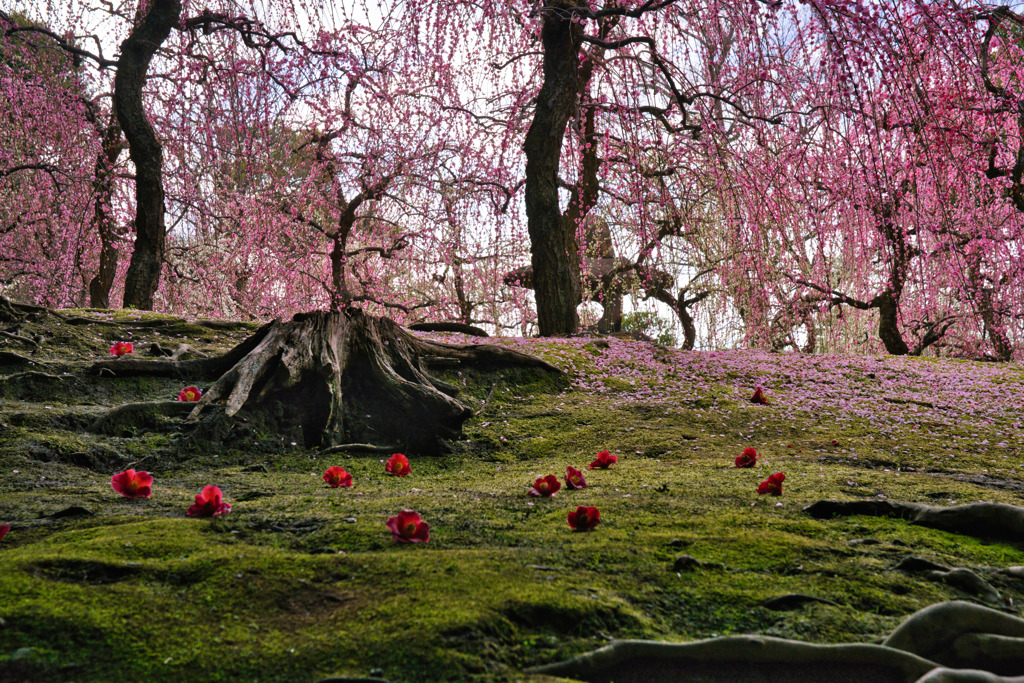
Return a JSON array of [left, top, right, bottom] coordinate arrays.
[[564, 466, 587, 489], [110, 469, 153, 498], [0, 525, 9, 542], [109, 341, 134, 357], [750, 386, 769, 404], [529, 474, 561, 497], [567, 505, 601, 531], [177, 385, 202, 402], [386, 509, 429, 543], [735, 447, 759, 468], [186, 485, 232, 517], [385, 453, 411, 477], [758, 472, 785, 496], [322, 466, 353, 488], [589, 450, 618, 469]]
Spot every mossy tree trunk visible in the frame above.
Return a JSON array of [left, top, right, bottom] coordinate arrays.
[[91, 309, 559, 455]]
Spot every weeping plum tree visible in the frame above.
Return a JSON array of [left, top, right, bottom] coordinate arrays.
[[408, 1, 773, 335], [3, 0, 1023, 360], [745, 0, 1024, 357], [0, 10, 114, 306]]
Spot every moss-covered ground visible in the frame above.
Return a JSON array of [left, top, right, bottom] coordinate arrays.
[[0, 311, 1022, 681]]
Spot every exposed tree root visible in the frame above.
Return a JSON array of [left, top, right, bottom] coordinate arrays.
[[804, 500, 1024, 542], [915, 668, 1024, 683], [91, 401, 195, 435], [407, 322, 489, 337], [89, 310, 559, 454], [0, 330, 38, 347], [0, 295, 57, 323], [526, 601, 1024, 682], [883, 601, 1024, 674], [0, 351, 41, 367], [893, 558, 1003, 605], [526, 636, 938, 682]]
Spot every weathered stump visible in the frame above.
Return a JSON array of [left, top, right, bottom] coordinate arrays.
[[91, 309, 560, 454]]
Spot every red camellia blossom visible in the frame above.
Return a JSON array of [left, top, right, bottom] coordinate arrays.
[[110, 469, 153, 498], [529, 474, 561, 497], [750, 386, 769, 404], [109, 341, 134, 357], [0, 525, 9, 542], [177, 385, 202, 402], [186, 485, 232, 517], [564, 466, 587, 489], [386, 509, 429, 543], [735, 447, 759, 468], [567, 505, 601, 531], [758, 472, 786, 496], [385, 453, 411, 477], [589, 450, 618, 469], [322, 466, 353, 488]]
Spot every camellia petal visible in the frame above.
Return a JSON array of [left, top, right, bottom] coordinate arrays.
[[757, 472, 785, 496], [735, 447, 759, 468], [589, 450, 617, 469], [528, 474, 561, 497], [750, 386, 769, 405], [564, 466, 587, 489], [385, 453, 411, 477], [186, 485, 231, 517], [386, 509, 429, 543], [0, 525, 9, 542], [567, 505, 601, 531], [109, 341, 134, 357], [110, 469, 153, 498], [322, 466, 353, 488], [177, 385, 202, 402]]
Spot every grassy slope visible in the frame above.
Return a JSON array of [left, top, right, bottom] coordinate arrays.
[[0, 310, 1022, 682]]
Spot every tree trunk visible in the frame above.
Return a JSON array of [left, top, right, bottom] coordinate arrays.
[[115, 0, 181, 310], [91, 309, 560, 455], [874, 292, 910, 355], [523, 4, 584, 336], [595, 280, 623, 334], [88, 121, 125, 308]]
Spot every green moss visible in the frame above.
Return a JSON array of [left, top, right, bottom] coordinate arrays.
[[2, 313, 1024, 681]]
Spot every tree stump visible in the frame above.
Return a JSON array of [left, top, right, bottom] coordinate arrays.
[[90, 309, 560, 455]]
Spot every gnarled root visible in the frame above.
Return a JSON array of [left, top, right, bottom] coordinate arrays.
[[525, 636, 938, 682], [804, 500, 1024, 543], [883, 601, 1024, 674], [90, 310, 559, 454]]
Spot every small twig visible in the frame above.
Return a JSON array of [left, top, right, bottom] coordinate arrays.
[[473, 383, 498, 416], [0, 371, 64, 383], [124, 453, 157, 470]]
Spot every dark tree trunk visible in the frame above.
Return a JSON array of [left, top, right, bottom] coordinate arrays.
[[874, 292, 910, 356], [91, 310, 559, 455], [595, 279, 622, 334], [980, 300, 1014, 361], [89, 121, 125, 308], [115, 0, 181, 310], [523, 4, 584, 336], [679, 305, 697, 351]]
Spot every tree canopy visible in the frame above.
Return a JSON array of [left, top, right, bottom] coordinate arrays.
[[1, 0, 1021, 358]]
